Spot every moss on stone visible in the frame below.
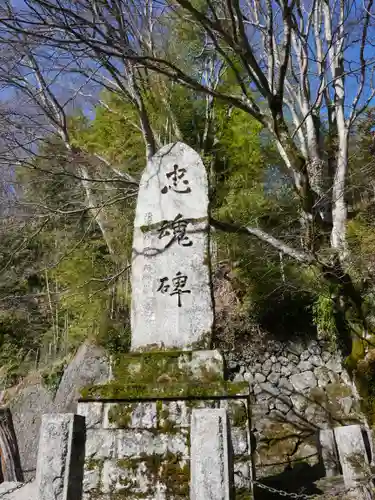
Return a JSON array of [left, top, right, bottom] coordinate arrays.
[[190, 331, 211, 349], [232, 403, 249, 428], [85, 458, 103, 471], [108, 403, 134, 428], [116, 451, 189, 498], [235, 487, 253, 500], [80, 380, 249, 401]]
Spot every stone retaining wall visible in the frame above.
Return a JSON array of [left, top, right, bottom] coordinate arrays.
[[226, 339, 365, 483]]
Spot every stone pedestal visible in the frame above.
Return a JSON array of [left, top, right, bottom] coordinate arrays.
[[78, 350, 252, 499], [190, 409, 231, 500], [35, 414, 85, 500]]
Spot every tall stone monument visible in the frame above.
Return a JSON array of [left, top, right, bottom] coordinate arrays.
[[77, 143, 251, 500], [131, 142, 214, 350]]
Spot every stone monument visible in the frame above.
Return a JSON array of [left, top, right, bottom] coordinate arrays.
[[131, 142, 214, 349], [76, 142, 251, 499]]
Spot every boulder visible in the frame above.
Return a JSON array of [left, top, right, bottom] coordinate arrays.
[[9, 382, 54, 481], [54, 342, 110, 413]]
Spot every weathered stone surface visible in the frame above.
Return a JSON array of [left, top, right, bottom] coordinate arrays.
[[267, 372, 280, 384], [310, 355, 323, 367], [115, 429, 189, 458], [334, 425, 369, 487], [131, 142, 213, 349], [83, 467, 100, 492], [290, 371, 317, 391], [326, 356, 343, 374], [54, 342, 110, 413], [190, 409, 231, 500], [314, 366, 331, 387], [36, 414, 85, 500], [191, 350, 223, 377], [9, 381, 54, 481], [254, 373, 266, 383], [85, 429, 116, 459], [233, 462, 252, 489], [231, 428, 249, 455], [77, 402, 103, 429], [160, 401, 190, 427], [262, 359, 272, 375], [103, 402, 157, 430], [319, 429, 339, 477], [280, 364, 293, 376], [0, 481, 36, 500], [290, 394, 308, 412], [297, 360, 313, 371]]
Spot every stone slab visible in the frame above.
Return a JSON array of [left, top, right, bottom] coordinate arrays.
[[35, 414, 85, 500], [318, 429, 339, 477], [190, 408, 231, 500], [334, 425, 369, 487], [131, 142, 213, 349]]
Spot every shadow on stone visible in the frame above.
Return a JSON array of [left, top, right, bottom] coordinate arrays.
[[254, 462, 325, 500]]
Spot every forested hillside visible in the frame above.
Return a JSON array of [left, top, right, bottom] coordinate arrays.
[[1, 0, 375, 419]]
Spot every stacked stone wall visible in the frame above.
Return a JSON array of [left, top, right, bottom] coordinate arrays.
[[226, 339, 365, 484]]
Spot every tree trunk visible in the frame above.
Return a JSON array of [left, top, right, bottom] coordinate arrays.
[[0, 408, 23, 482]]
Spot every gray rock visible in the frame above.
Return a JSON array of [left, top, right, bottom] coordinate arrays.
[[54, 342, 110, 413], [278, 356, 289, 366], [131, 142, 213, 349], [281, 365, 293, 377], [300, 351, 310, 361], [287, 353, 300, 364], [259, 382, 279, 396], [279, 377, 293, 392], [340, 397, 353, 416], [326, 355, 343, 374], [308, 342, 321, 355], [253, 384, 262, 396], [314, 366, 331, 387], [310, 355, 323, 367], [243, 372, 253, 384], [9, 381, 54, 481], [267, 372, 280, 384], [298, 360, 313, 371], [270, 355, 277, 363], [190, 409, 230, 500], [287, 342, 305, 355], [275, 400, 290, 414], [322, 351, 332, 362], [262, 359, 272, 375], [36, 414, 85, 500], [290, 371, 317, 391], [254, 373, 266, 383], [273, 363, 281, 373], [290, 394, 308, 412]]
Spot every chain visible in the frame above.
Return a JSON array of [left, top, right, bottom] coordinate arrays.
[[253, 479, 318, 499], [0, 477, 34, 498], [252, 477, 375, 500]]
